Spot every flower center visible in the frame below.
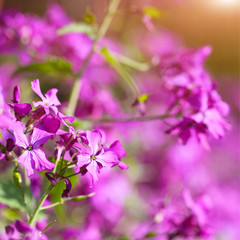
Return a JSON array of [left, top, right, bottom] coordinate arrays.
[[27, 145, 33, 151], [91, 155, 96, 160]]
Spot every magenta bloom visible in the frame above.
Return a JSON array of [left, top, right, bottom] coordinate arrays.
[[76, 130, 120, 186], [13, 122, 55, 177], [8, 85, 32, 121], [31, 79, 60, 114]]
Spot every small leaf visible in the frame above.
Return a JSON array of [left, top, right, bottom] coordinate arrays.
[[138, 94, 149, 103], [40, 220, 56, 235], [100, 47, 116, 65], [2, 208, 21, 221], [83, 8, 95, 24], [58, 23, 96, 37], [143, 6, 162, 18], [144, 231, 156, 238], [100, 47, 140, 97], [71, 192, 95, 201], [13, 57, 73, 77]]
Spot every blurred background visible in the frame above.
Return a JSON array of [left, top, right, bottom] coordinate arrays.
[[1, 0, 239, 77], [0, 1, 239, 239]]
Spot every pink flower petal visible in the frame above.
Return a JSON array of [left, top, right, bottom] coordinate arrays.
[[45, 88, 61, 106], [86, 130, 102, 155], [31, 79, 45, 102], [86, 160, 99, 186], [31, 149, 55, 172], [95, 151, 119, 168], [13, 122, 29, 149], [18, 151, 34, 177], [31, 127, 52, 147]]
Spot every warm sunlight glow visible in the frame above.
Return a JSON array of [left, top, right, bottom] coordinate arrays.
[[208, 0, 240, 10], [218, 0, 238, 5], [215, 0, 239, 6]]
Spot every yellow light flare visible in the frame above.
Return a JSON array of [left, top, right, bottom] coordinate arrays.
[[216, 0, 239, 6]]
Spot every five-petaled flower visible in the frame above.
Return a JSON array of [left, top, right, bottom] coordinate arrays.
[[13, 122, 55, 177], [76, 130, 120, 186]]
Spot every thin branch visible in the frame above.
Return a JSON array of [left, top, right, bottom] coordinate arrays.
[[66, 0, 121, 116], [78, 113, 176, 123], [39, 193, 95, 210]]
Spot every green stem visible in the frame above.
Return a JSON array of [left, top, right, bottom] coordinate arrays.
[[111, 52, 151, 72], [66, 0, 121, 116], [53, 148, 64, 174], [39, 193, 95, 211], [19, 186, 29, 216], [29, 184, 54, 226], [96, 47, 151, 72], [64, 171, 81, 178]]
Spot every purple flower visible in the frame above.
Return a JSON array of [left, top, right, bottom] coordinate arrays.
[[31, 79, 60, 114], [107, 140, 129, 169], [14, 220, 48, 240], [42, 114, 60, 133], [30, 79, 74, 129], [12, 85, 21, 103], [166, 117, 210, 150], [8, 85, 32, 121], [8, 102, 32, 121], [76, 130, 120, 186], [13, 122, 55, 177], [15, 220, 32, 235], [192, 108, 231, 140], [45, 172, 72, 197]]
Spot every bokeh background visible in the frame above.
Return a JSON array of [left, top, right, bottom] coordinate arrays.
[[2, 0, 239, 76], [0, 1, 239, 239]]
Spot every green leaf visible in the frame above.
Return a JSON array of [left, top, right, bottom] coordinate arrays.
[[40, 220, 56, 235], [13, 57, 73, 77], [58, 23, 96, 38], [138, 94, 149, 103], [83, 8, 95, 24], [0, 179, 26, 210], [100, 47, 116, 65], [144, 231, 156, 238], [100, 47, 140, 97], [2, 208, 21, 221], [49, 179, 67, 222], [143, 6, 162, 18]]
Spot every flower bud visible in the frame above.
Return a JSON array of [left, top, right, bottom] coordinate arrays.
[[13, 167, 22, 188]]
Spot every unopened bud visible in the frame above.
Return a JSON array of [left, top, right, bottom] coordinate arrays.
[[13, 167, 22, 188]]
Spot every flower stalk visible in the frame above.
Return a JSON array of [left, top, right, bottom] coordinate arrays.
[[29, 184, 54, 226], [67, 0, 121, 117]]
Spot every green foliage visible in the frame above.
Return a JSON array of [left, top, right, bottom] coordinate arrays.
[[144, 231, 156, 238], [100, 47, 116, 65], [14, 57, 73, 78], [49, 179, 66, 222], [2, 208, 21, 221], [57, 23, 96, 38], [101, 47, 140, 97], [0, 179, 27, 210], [143, 6, 162, 18], [83, 8, 95, 24]]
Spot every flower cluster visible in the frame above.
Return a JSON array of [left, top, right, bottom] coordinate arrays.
[[0, 2, 238, 240], [159, 46, 231, 149], [1, 79, 126, 185]]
